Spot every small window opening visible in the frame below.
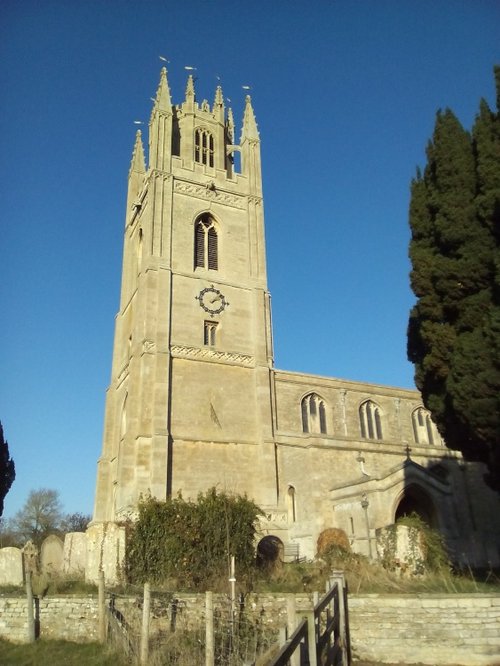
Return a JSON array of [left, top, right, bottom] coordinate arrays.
[[194, 215, 218, 271], [287, 485, 297, 523], [204, 321, 217, 347], [195, 128, 214, 167]]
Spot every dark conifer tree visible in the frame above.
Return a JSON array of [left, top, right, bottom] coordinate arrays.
[[408, 69, 500, 491], [0, 422, 15, 517]]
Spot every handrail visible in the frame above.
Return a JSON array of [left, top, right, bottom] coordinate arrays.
[[268, 618, 308, 665], [267, 573, 350, 666]]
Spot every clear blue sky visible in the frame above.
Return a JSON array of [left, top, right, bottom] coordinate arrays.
[[1, 1, 498, 520]]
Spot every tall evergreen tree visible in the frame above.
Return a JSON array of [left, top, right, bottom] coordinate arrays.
[[408, 68, 500, 491], [0, 422, 15, 517]]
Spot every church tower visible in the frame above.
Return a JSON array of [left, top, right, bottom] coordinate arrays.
[[91, 68, 500, 577], [93, 69, 277, 522]]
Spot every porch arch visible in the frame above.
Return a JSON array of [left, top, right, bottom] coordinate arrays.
[[394, 484, 438, 528], [256, 535, 284, 567]]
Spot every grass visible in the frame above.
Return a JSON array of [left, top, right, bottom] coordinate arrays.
[[252, 551, 500, 595], [0, 638, 127, 666]]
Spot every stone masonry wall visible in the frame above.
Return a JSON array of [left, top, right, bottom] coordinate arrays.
[[0, 596, 100, 644], [1, 592, 499, 665], [348, 594, 500, 666]]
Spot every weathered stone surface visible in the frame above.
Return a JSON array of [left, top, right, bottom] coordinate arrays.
[[40, 535, 63, 575], [22, 540, 38, 574], [85, 522, 125, 585], [0, 547, 23, 586], [62, 532, 87, 576]]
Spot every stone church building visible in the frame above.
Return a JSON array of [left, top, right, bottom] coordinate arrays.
[[91, 68, 499, 576]]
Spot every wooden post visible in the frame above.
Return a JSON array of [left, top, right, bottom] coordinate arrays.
[[229, 555, 236, 636], [205, 591, 214, 666], [286, 594, 299, 666], [302, 609, 318, 666], [140, 582, 151, 665], [330, 571, 348, 665], [26, 571, 35, 643], [98, 570, 106, 643]]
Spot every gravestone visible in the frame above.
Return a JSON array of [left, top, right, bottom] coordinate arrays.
[[22, 539, 39, 574], [0, 547, 23, 585], [40, 535, 64, 575], [63, 532, 87, 576]]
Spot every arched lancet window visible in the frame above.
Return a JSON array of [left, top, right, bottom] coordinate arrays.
[[194, 214, 218, 270], [287, 485, 297, 523], [359, 400, 383, 440], [301, 393, 327, 434], [412, 407, 435, 445], [195, 128, 214, 167]]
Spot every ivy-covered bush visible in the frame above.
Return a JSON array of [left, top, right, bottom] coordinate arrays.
[[378, 512, 450, 575], [126, 488, 263, 590]]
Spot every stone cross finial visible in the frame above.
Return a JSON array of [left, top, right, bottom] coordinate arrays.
[[22, 540, 39, 574]]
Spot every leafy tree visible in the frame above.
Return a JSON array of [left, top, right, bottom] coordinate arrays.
[[126, 488, 263, 589], [60, 512, 91, 533], [408, 67, 500, 490], [12, 488, 63, 545], [0, 517, 21, 548], [0, 422, 15, 517]]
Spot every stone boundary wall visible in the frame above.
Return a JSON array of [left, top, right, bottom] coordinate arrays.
[[0, 596, 100, 644], [0, 592, 499, 665], [348, 594, 500, 666]]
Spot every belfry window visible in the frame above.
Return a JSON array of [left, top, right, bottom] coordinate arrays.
[[359, 400, 383, 440], [412, 407, 435, 445], [195, 128, 214, 167], [301, 393, 327, 434], [204, 321, 217, 347], [194, 215, 218, 270]]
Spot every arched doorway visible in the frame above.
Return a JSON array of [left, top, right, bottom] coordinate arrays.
[[394, 484, 438, 527], [256, 535, 284, 568]]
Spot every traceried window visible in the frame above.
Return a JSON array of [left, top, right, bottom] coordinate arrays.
[[194, 215, 218, 270], [204, 321, 217, 347], [359, 400, 383, 440], [412, 407, 435, 445], [301, 393, 327, 434], [195, 128, 214, 167]]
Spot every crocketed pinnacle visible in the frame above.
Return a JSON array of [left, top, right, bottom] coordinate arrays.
[[185, 74, 195, 101], [241, 95, 259, 141], [154, 67, 172, 112], [214, 85, 224, 108], [226, 107, 235, 141], [130, 130, 146, 173]]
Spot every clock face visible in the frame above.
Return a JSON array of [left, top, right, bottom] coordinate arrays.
[[196, 286, 229, 316]]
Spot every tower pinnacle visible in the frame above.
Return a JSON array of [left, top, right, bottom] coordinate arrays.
[[129, 130, 146, 174], [241, 95, 259, 141], [154, 67, 172, 112], [185, 75, 195, 101], [214, 85, 224, 109]]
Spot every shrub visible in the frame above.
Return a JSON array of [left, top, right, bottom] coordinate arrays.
[[126, 488, 263, 590], [317, 528, 351, 557]]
